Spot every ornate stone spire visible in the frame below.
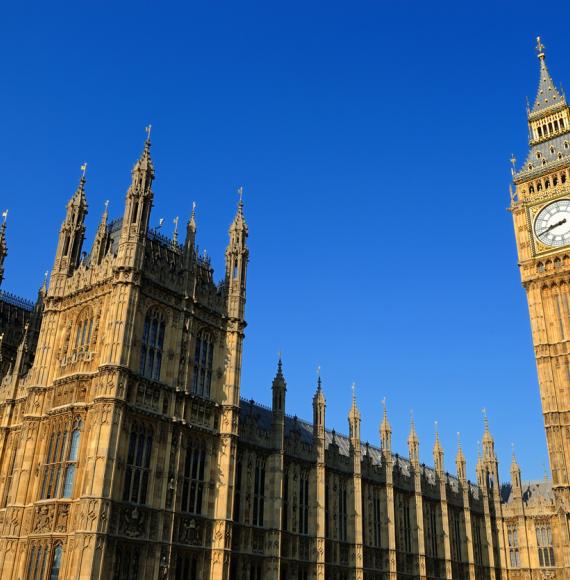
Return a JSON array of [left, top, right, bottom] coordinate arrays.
[[510, 444, 522, 492], [531, 36, 566, 115], [348, 383, 361, 442], [380, 397, 391, 453], [225, 188, 249, 320], [481, 408, 496, 461], [91, 200, 110, 266], [433, 421, 444, 474], [271, 354, 287, 413], [312, 366, 326, 438], [456, 432, 466, 481], [52, 170, 88, 279], [0, 209, 8, 288], [408, 410, 420, 465]]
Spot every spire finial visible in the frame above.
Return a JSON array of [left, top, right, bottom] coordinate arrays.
[[457, 431, 462, 449], [81, 162, 87, 179], [2, 209, 8, 226], [352, 382, 356, 403], [173, 216, 179, 245], [482, 407, 489, 431], [316, 365, 322, 390], [191, 201, 197, 220], [382, 396, 387, 417], [42, 270, 48, 292], [145, 124, 152, 143], [434, 420, 440, 441], [238, 185, 244, 205], [536, 36, 545, 59]]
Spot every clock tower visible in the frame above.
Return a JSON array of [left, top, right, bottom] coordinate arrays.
[[511, 37, 570, 532]]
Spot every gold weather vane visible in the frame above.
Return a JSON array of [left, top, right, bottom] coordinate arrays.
[[81, 163, 87, 178], [536, 36, 545, 57]]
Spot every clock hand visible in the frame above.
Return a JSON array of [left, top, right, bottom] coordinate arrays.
[[539, 218, 567, 238]]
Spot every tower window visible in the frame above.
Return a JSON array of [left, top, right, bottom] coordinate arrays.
[[140, 308, 166, 381], [252, 458, 266, 527], [181, 440, 206, 515], [40, 417, 83, 500], [536, 523, 555, 567], [373, 487, 382, 548], [298, 470, 310, 535], [122, 423, 153, 504], [538, 126, 543, 138], [74, 309, 94, 354], [338, 480, 348, 541], [554, 120, 559, 132], [508, 525, 520, 568], [192, 331, 214, 398], [113, 543, 141, 580], [550, 146, 555, 154], [49, 544, 63, 580], [560, 118, 565, 129]]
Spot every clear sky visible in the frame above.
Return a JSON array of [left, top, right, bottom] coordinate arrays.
[[1, 1, 568, 483]]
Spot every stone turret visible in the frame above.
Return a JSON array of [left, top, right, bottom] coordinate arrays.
[[50, 171, 88, 288]]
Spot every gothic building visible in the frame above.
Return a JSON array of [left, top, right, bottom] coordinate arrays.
[[0, 38, 567, 580]]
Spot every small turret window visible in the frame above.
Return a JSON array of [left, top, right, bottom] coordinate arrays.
[[565, 141, 569, 149], [140, 308, 166, 381], [192, 330, 214, 397], [550, 146, 555, 154]]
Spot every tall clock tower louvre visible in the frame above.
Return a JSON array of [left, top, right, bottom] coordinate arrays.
[[0, 38, 568, 580]]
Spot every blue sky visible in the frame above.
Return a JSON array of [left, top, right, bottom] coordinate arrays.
[[1, 1, 568, 482]]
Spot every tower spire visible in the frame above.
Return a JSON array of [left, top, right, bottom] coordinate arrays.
[[531, 36, 565, 115], [433, 420, 444, 474], [117, 129, 156, 268], [380, 396, 392, 453], [348, 382, 361, 442], [51, 168, 88, 283], [408, 409, 420, 465], [0, 209, 8, 288], [225, 187, 249, 320], [456, 432, 467, 481]]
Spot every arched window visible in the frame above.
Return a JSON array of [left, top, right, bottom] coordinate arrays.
[[49, 545, 63, 580], [181, 440, 206, 514], [123, 423, 153, 504], [41, 417, 83, 500], [529, 185, 535, 194], [140, 308, 166, 381], [74, 309, 94, 353], [536, 523, 555, 567], [192, 331, 214, 397], [63, 419, 82, 497]]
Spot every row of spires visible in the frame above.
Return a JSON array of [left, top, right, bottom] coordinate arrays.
[[271, 357, 524, 489]]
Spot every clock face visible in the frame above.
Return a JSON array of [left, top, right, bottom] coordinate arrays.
[[534, 199, 570, 247]]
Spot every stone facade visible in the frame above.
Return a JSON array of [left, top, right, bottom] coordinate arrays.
[[0, 38, 567, 580]]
